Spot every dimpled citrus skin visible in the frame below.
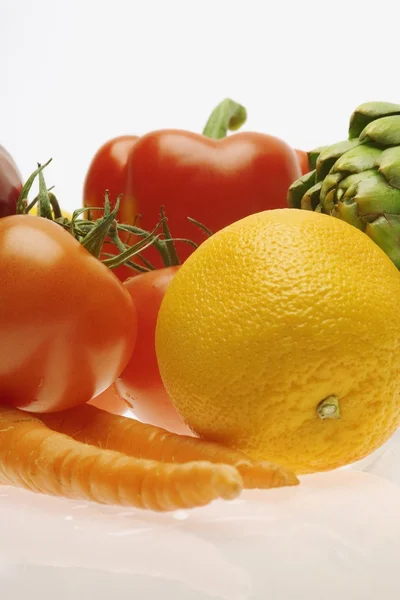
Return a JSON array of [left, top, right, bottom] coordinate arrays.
[[155, 209, 400, 474]]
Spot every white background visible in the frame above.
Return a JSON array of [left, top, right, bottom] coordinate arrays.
[[2, 6, 400, 597], [1, 0, 398, 211]]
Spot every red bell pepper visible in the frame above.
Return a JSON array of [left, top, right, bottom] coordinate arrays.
[[83, 100, 302, 278], [0, 146, 23, 218], [294, 149, 310, 175]]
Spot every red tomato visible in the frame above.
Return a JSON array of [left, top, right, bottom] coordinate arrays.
[[83, 130, 301, 275], [0, 215, 137, 413], [116, 266, 191, 434], [295, 148, 310, 175], [0, 145, 23, 218]]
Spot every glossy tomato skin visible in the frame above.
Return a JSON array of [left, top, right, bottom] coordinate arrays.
[[0, 215, 137, 413], [295, 148, 310, 175], [123, 130, 302, 267], [83, 135, 139, 282], [0, 146, 23, 218], [116, 267, 190, 434]]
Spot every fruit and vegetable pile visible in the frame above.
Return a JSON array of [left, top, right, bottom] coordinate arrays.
[[1, 99, 400, 512]]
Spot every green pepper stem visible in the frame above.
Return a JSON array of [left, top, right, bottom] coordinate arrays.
[[202, 98, 247, 140]]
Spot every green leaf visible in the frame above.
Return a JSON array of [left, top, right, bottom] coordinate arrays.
[[322, 188, 337, 212], [349, 102, 400, 139], [349, 173, 400, 218], [366, 214, 400, 269], [378, 147, 400, 189], [319, 172, 343, 207], [340, 170, 377, 187], [287, 170, 316, 209], [316, 139, 361, 181], [360, 115, 400, 146], [308, 146, 328, 170], [333, 199, 364, 230], [339, 170, 378, 199], [331, 145, 381, 174], [300, 181, 322, 211]]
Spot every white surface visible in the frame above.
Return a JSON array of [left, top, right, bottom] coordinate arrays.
[[1, 433, 400, 600], [1, 0, 399, 211]]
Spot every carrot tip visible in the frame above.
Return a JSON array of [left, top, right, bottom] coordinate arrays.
[[235, 460, 299, 489], [280, 468, 299, 487]]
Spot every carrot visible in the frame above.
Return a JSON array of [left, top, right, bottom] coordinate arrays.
[[0, 406, 242, 511], [41, 404, 299, 488]]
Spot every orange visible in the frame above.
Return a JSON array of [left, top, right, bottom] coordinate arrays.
[[29, 207, 71, 219], [155, 209, 400, 474]]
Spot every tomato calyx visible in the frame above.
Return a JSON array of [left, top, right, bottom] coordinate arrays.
[[16, 160, 212, 274], [104, 204, 212, 271]]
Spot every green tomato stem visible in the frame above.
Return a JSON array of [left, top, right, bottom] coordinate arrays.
[[160, 205, 180, 266], [81, 198, 120, 259], [101, 253, 150, 273], [16, 159, 52, 214], [48, 192, 62, 219], [168, 237, 198, 249], [37, 166, 53, 220], [187, 216, 213, 238], [117, 222, 172, 267], [102, 233, 160, 269], [135, 252, 156, 270]]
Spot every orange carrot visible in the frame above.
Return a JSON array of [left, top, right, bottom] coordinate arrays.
[[41, 404, 298, 489], [0, 406, 242, 511]]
